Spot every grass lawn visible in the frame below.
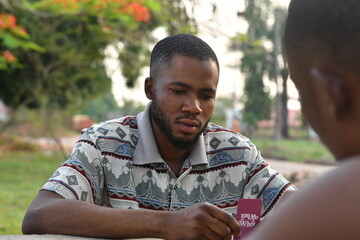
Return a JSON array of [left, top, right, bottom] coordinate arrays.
[[252, 138, 335, 164], [0, 151, 64, 235]]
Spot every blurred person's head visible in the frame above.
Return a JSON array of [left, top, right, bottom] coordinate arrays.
[[145, 34, 219, 150], [284, 0, 360, 160]]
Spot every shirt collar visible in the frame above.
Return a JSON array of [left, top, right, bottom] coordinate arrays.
[[133, 101, 208, 167]]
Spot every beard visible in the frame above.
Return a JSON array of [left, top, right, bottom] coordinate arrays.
[[150, 98, 209, 150]]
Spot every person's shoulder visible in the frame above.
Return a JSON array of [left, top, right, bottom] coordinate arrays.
[[78, 115, 139, 144], [247, 155, 360, 240], [307, 156, 360, 188], [314, 156, 360, 192], [204, 123, 256, 149], [83, 115, 138, 133], [204, 122, 244, 138]]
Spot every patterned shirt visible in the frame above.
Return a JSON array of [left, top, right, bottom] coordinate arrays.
[[42, 103, 294, 217]]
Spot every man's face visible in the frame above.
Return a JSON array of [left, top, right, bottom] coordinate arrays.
[[149, 54, 218, 150]]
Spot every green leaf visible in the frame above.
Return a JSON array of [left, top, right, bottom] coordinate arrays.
[[21, 0, 44, 10], [2, 33, 21, 49], [23, 41, 45, 52], [145, 0, 161, 12]]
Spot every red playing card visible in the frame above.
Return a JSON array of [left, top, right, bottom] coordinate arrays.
[[235, 198, 263, 239]]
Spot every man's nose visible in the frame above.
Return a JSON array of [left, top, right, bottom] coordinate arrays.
[[182, 95, 202, 114]]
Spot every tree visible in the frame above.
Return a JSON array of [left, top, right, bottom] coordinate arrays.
[[273, 7, 290, 139], [77, 93, 145, 122], [0, 11, 43, 71], [231, 1, 289, 138], [0, 0, 158, 111], [0, 0, 198, 144], [0, 0, 198, 110], [230, 0, 272, 135]]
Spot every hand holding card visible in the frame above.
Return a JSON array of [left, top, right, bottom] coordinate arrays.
[[235, 198, 262, 239]]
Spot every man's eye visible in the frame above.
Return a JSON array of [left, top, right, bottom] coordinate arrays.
[[200, 94, 213, 100], [172, 89, 185, 94]]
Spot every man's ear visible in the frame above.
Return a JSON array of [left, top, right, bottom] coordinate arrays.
[[144, 77, 154, 100], [310, 68, 350, 119]]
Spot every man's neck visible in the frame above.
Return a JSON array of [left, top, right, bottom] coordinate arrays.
[[158, 144, 190, 176], [151, 122, 190, 176]]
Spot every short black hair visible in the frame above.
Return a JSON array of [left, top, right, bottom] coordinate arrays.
[[284, 0, 360, 74], [150, 33, 219, 79]]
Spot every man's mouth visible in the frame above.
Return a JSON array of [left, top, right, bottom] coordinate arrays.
[[176, 118, 201, 134]]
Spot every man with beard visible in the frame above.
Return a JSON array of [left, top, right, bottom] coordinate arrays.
[[246, 0, 360, 239], [23, 33, 294, 240]]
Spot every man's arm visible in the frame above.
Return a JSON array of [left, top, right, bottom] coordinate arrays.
[[23, 190, 240, 240]]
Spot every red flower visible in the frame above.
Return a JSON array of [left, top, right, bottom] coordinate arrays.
[[8, 14, 17, 28], [127, 2, 150, 22], [0, 13, 27, 33], [2, 50, 16, 62]]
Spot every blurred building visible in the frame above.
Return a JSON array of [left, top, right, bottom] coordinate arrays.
[[0, 100, 11, 122], [257, 109, 302, 129], [72, 114, 94, 132]]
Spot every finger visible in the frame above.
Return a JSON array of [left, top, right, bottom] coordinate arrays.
[[201, 223, 223, 240], [207, 205, 241, 236], [208, 217, 233, 240]]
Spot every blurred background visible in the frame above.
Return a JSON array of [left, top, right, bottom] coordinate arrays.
[[0, 0, 334, 235]]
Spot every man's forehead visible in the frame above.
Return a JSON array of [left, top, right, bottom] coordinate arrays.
[[154, 56, 219, 89]]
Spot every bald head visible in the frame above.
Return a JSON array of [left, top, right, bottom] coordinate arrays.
[[285, 0, 360, 75]]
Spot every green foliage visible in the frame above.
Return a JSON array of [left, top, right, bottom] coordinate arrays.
[[119, 0, 198, 87], [155, 0, 197, 34], [0, 0, 197, 114], [79, 95, 146, 122], [0, 11, 44, 70], [231, 0, 275, 129], [118, 99, 146, 116], [79, 92, 121, 122], [243, 72, 271, 124], [0, 1, 140, 110]]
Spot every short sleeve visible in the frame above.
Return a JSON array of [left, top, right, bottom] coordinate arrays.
[[242, 141, 296, 216], [42, 131, 106, 205]]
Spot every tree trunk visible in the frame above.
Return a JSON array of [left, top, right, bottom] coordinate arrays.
[[281, 69, 289, 139], [273, 8, 282, 140]]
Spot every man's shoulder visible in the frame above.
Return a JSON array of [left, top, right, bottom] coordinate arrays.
[[78, 115, 140, 145], [204, 123, 254, 148], [203, 123, 260, 167], [84, 116, 138, 133]]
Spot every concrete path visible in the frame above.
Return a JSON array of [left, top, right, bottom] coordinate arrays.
[[266, 158, 336, 176], [266, 158, 336, 187]]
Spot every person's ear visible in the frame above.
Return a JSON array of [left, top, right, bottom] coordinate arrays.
[[144, 77, 154, 100], [310, 68, 350, 119]]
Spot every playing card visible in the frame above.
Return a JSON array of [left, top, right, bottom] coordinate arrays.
[[234, 198, 262, 239]]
